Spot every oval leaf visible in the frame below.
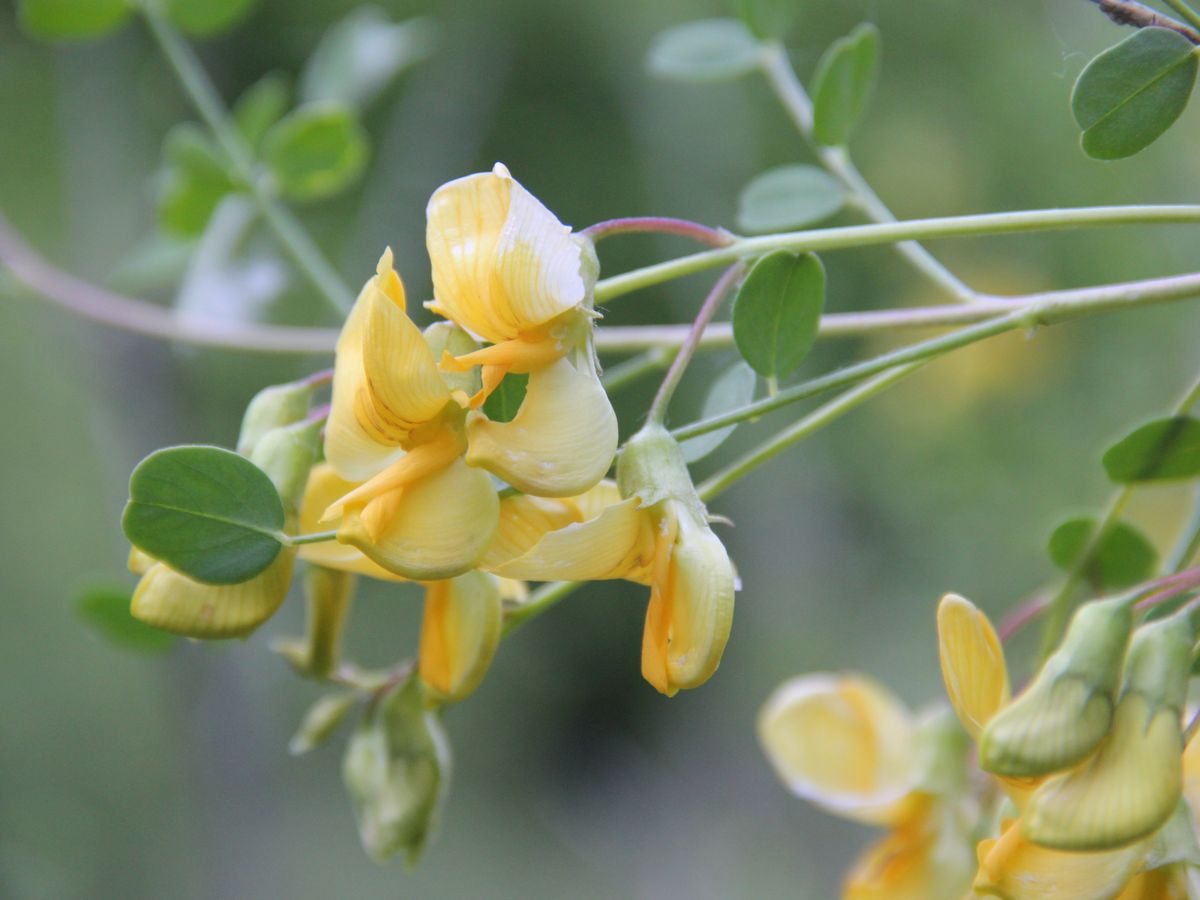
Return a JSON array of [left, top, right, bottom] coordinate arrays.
[[682, 361, 757, 462], [1047, 517, 1158, 591], [811, 23, 881, 147], [1072, 27, 1198, 160], [17, 0, 130, 40], [156, 123, 236, 237], [233, 73, 291, 152], [162, 0, 257, 36], [76, 587, 176, 653], [732, 251, 826, 380], [262, 104, 369, 201], [737, 165, 847, 233], [646, 19, 762, 84], [1102, 416, 1200, 482], [122, 445, 286, 585]]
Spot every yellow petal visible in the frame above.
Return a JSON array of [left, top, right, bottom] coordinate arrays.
[[338, 457, 499, 581], [465, 356, 617, 497], [974, 818, 1148, 899], [641, 505, 735, 695], [478, 494, 582, 570], [426, 162, 587, 343], [844, 809, 976, 900], [1023, 694, 1183, 851], [131, 549, 295, 639], [325, 250, 448, 481], [128, 546, 156, 576], [297, 463, 407, 582], [1114, 868, 1191, 900], [419, 571, 502, 704], [757, 672, 919, 826], [937, 593, 1010, 741]]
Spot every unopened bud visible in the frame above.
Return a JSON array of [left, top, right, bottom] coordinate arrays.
[[1023, 615, 1191, 850], [288, 566, 356, 679], [249, 418, 323, 513], [418, 571, 501, 705], [237, 379, 314, 456], [980, 596, 1132, 777], [289, 691, 357, 756]]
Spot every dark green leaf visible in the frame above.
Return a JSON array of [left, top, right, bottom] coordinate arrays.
[[737, 165, 847, 233], [811, 23, 881, 147], [736, 0, 798, 41], [1102, 416, 1200, 482], [482, 373, 529, 424], [261, 104, 369, 201], [17, 0, 130, 40], [1047, 517, 1158, 591], [155, 123, 236, 237], [732, 251, 826, 379], [681, 362, 756, 462], [1072, 27, 1198, 160], [122, 445, 286, 585], [300, 10, 436, 109], [76, 587, 175, 653], [162, 0, 257, 37], [646, 19, 761, 84], [233, 73, 290, 151]]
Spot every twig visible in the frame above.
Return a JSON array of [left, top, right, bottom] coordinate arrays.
[[1087, 0, 1200, 43]]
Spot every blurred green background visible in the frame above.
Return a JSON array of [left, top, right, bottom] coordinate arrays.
[[3, 0, 1200, 897]]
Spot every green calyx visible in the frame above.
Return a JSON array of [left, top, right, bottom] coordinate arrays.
[[617, 423, 705, 518]]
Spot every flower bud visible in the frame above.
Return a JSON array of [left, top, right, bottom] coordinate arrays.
[[289, 691, 357, 756], [1023, 615, 1191, 850], [237, 379, 314, 457], [249, 418, 323, 513], [418, 571, 502, 705], [980, 596, 1132, 777], [342, 676, 450, 866]]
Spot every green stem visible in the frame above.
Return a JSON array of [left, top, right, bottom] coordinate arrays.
[[671, 270, 1200, 440], [697, 362, 925, 501], [502, 581, 580, 636], [289, 530, 339, 546], [593, 205, 1200, 304], [141, 5, 355, 315], [758, 43, 978, 304], [1169, 487, 1200, 573], [1163, 0, 1200, 32], [646, 264, 743, 424]]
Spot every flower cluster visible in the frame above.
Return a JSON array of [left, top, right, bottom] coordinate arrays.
[[760, 593, 1200, 898]]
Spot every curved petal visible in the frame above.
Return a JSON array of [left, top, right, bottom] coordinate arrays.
[[131, 549, 295, 639], [419, 571, 502, 704], [844, 812, 975, 900], [478, 494, 582, 570], [757, 672, 920, 826], [937, 593, 1010, 741], [641, 507, 735, 695], [466, 357, 617, 497], [298, 464, 407, 582], [426, 163, 585, 343], [338, 458, 499, 581]]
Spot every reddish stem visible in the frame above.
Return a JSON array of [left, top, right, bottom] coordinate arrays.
[[997, 593, 1050, 643], [580, 216, 735, 247]]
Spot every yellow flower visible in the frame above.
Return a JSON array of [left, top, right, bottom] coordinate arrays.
[[844, 803, 976, 900]]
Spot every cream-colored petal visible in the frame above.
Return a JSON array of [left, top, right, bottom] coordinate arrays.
[[128, 546, 157, 576], [338, 458, 499, 581], [757, 672, 919, 826], [937, 593, 1010, 741], [419, 571, 502, 705], [974, 818, 1148, 899], [478, 494, 582, 571], [844, 809, 976, 900], [465, 356, 617, 497], [297, 464, 407, 582], [131, 549, 295, 639], [426, 163, 585, 342]]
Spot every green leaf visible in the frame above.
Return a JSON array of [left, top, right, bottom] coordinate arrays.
[[233, 74, 290, 152], [1102, 416, 1200, 482], [155, 123, 236, 237], [811, 23, 881, 147], [482, 372, 528, 424], [736, 0, 798, 41], [1072, 27, 1198, 160], [737, 165, 847, 233], [646, 19, 762, 84], [17, 0, 131, 40], [1047, 517, 1158, 591], [261, 104, 369, 201], [732, 251, 826, 380], [76, 587, 175, 653], [162, 0, 257, 37], [681, 362, 757, 463], [300, 10, 436, 109], [121, 445, 286, 585]]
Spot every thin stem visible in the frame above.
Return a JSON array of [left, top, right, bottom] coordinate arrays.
[[581, 217, 734, 248], [289, 530, 339, 546], [647, 265, 743, 424], [697, 362, 924, 501], [601, 347, 674, 392], [593, 205, 1200, 304], [0, 211, 340, 354], [1169, 487, 1200, 572], [141, 5, 355, 315], [672, 270, 1200, 441], [758, 44, 978, 304], [997, 593, 1052, 643], [1161, 0, 1200, 34], [1087, 0, 1200, 42], [502, 581, 580, 636]]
